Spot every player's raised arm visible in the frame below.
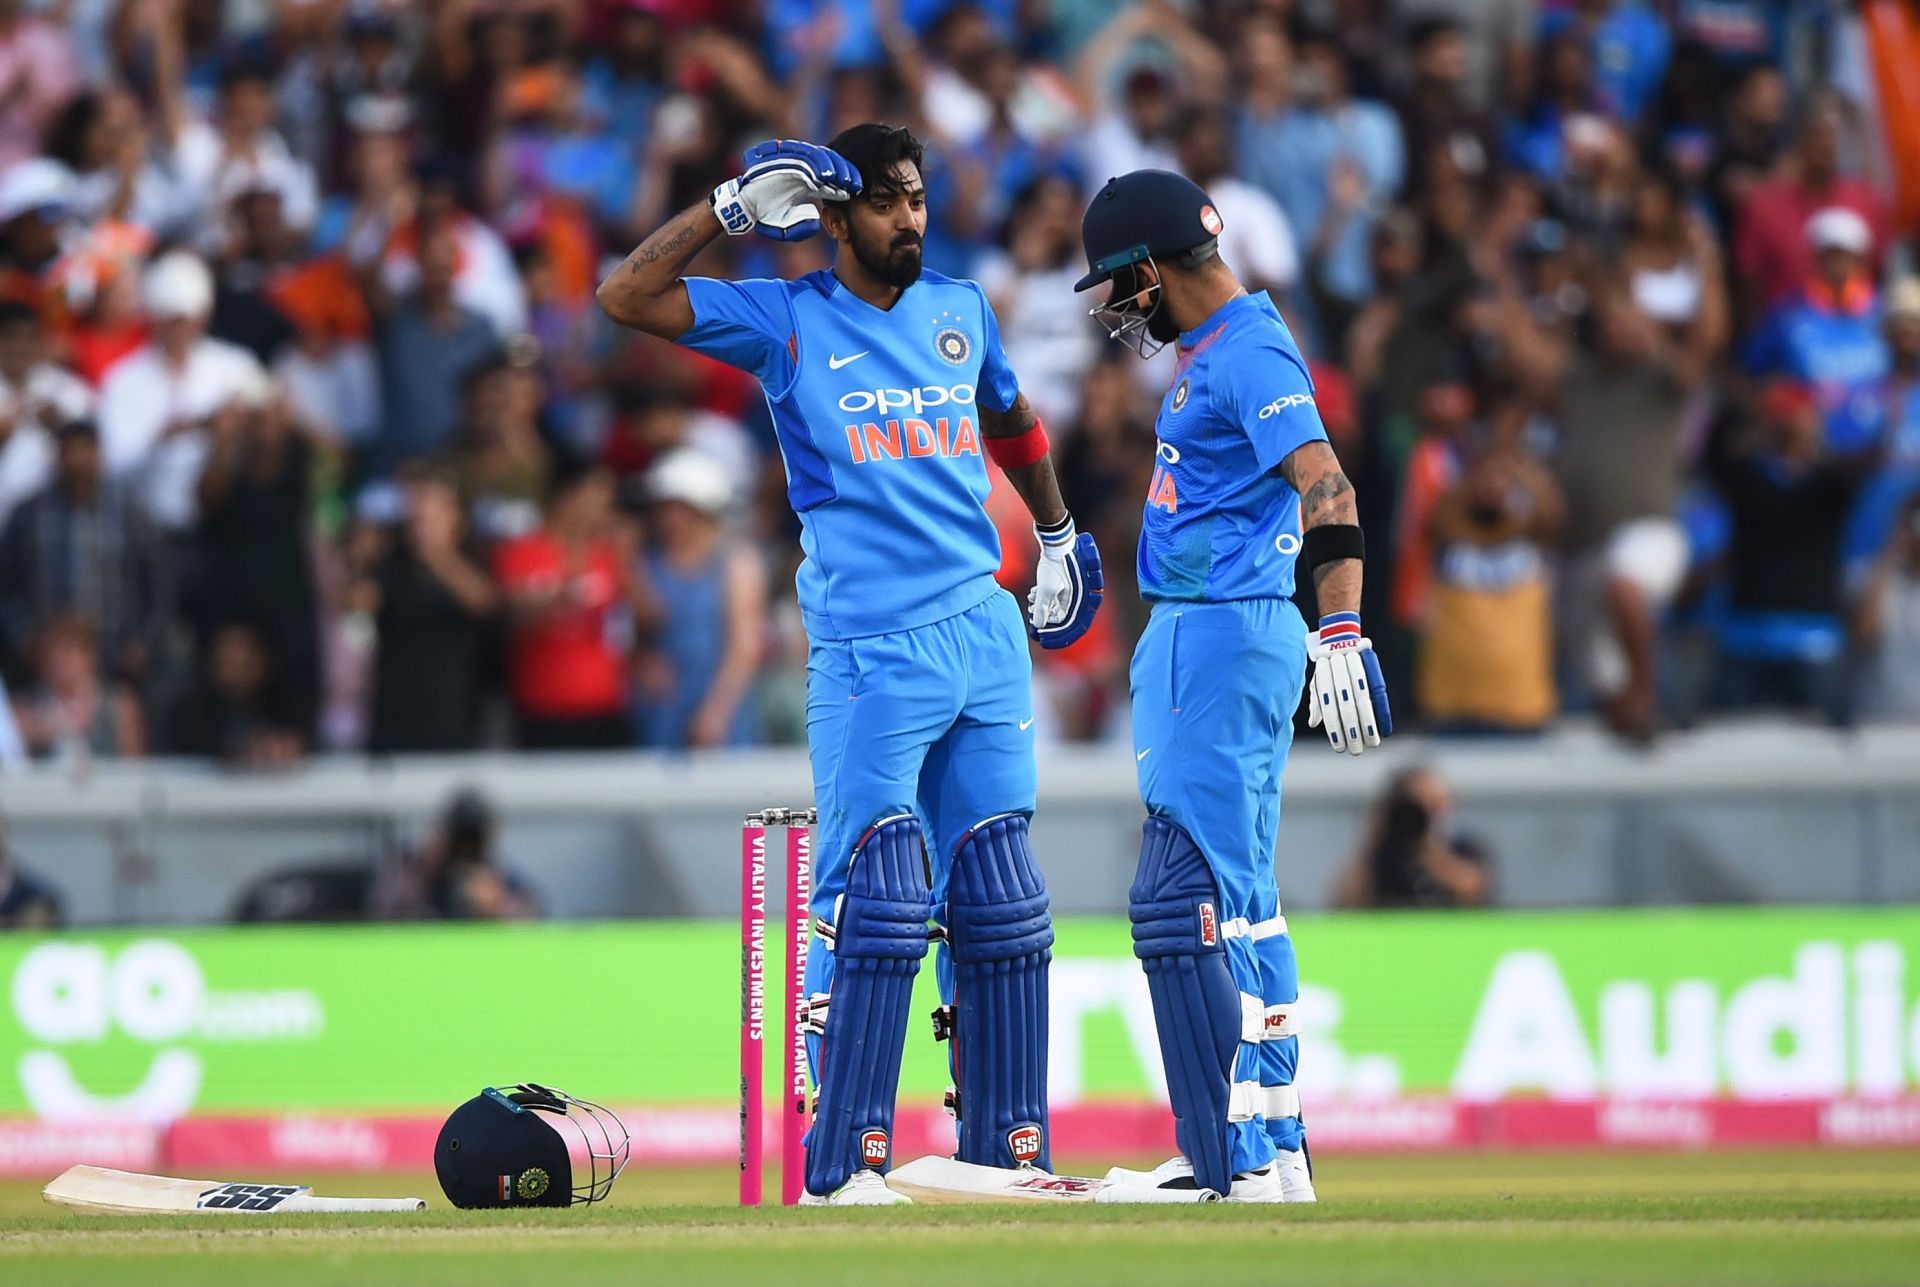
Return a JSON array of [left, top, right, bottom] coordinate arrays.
[[595, 140, 863, 338], [1279, 438, 1393, 755]]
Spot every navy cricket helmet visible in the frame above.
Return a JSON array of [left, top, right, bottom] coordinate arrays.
[[1073, 169, 1223, 293], [1076, 170, 1225, 358], [434, 1084, 630, 1209]]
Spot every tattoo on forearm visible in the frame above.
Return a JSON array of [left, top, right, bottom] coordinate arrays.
[[1300, 471, 1355, 525], [980, 394, 1037, 438], [627, 222, 699, 272]]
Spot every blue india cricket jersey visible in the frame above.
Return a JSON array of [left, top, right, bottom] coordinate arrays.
[[1139, 291, 1329, 603], [680, 269, 1020, 640]]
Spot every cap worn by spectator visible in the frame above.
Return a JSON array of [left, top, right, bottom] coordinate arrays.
[[0, 159, 75, 226], [1805, 207, 1871, 258], [144, 251, 215, 319], [646, 449, 731, 516]]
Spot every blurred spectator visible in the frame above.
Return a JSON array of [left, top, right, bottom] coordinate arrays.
[[1877, 279, 1920, 470], [0, 156, 77, 309], [1744, 208, 1888, 454], [1732, 98, 1885, 319], [44, 86, 188, 237], [1621, 169, 1730, 376], [1417, 444, 1563, 732], [1554, 290, 1708, 740], [1073, 4, 1216, 183], [580, 5, 667, 157], [166, 618, 306, 766], [1235, 20, 1402, 350], [0, 1, 79, 170], [439, 349, 551, 544], [0, 813, 61, 927], [10, 613, 143, 761], [162, 51, 319, 246], [98, 251, 266, 533], [0, 298, 92, 529], [1172, 103, 1296, 301], [371, 222, 498, 471], [975, 171, 1101, 430], [1856, 493, 1920, 720], [360, 471, 497, 754], [376, 163, 528, 339], [195, 386, 319, 741], [1395, 16, 1499, 204], [1540, 0, 1671, 126], [206, 183, 302, 366], [493, 460, 639, 750], [1396, 0, 1537, 113], [635, 450, 764, 749], [1335, 766, 1491, 908], [374, 788, 538, 920], [0, 419, 156, 685], [1706, 63, 1789, 229], [1706, 380, 1868, 723]]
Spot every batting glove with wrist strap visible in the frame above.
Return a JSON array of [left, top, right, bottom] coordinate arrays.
[[1027, 516, 1104, 649], [1307, 612, 1392, 755], [711, 139, 862, 242]]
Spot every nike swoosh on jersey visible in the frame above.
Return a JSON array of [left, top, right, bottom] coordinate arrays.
[[827, 350, 869, 369], [1018, 718, 1035, 730], [1136, 748, 1151, 761]]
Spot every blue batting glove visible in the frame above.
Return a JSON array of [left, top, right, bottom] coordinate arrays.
[[710, 139, 862, 242], [1027, 518, 1104, 649], [1307, 612, 1392, 755]]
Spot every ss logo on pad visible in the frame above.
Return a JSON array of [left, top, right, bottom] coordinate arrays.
[[859, 1129, 889, 1167]]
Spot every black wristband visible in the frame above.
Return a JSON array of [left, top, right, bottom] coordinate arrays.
[[1302, 523, 1364, 572]]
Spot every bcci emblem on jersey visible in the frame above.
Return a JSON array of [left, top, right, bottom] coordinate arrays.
[[1171, 377, 1190, 412], [935, 326, 971, 365]]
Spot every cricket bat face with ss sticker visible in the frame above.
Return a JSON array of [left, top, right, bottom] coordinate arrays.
[[42, 1165, 427, 1214]]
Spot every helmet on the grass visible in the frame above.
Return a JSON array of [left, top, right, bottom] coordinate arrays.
[[434, 1083, 630, 1209]]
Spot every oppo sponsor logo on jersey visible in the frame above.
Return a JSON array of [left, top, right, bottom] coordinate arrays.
[[840, 383, 982, 465]]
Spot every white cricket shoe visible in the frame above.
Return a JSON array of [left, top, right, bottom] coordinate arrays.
[[1104, 1151, 1316, 1203], [798, 1170, 913, 1207]]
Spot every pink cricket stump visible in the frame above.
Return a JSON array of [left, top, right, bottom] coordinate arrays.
[[781, 810, 815, 1205], [738, 816, 767, 1206]]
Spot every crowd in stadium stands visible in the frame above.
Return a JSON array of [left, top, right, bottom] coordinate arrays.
[[0, 0, 1914, 769]]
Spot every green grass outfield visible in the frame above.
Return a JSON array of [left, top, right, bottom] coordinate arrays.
[[4, 1150, 1918, 1286]]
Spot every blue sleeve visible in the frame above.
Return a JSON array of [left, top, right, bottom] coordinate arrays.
[[681, 277, 799, 394], [974, 286, 1020, 414], [1223, 337, 1328, 474]]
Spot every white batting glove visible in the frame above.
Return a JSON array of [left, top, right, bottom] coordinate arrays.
[[1307, 612, 1394, 755], [710, 140, 862, 242]]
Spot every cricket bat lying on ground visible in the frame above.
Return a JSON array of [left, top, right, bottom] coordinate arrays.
[[886, 1157, 1219, 1204], [44, 1165, 427, 1214]]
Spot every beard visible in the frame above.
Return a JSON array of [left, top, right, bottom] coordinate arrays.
[[851, 227, 924, 288]]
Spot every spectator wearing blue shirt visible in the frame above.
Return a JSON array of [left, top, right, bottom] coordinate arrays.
[[579, 6, 668, 160], [1540, 0, 1671, 126], [1504, 28, 1600, 182], [1744, 207, 1888, 455], [1844, 279, 1920, 569], [1234, 21, 1403, 355]]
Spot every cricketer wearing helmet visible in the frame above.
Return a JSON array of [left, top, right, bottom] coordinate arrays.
[[1074, 171, 1392, 1203], [596, 125, 1102, 1205]]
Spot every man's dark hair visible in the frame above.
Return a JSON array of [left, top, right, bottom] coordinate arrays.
[[826, 123, 925, 199]]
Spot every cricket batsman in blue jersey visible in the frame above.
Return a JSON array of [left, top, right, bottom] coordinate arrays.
[[1073, 171, 1393, 1203], [596, 125, 1102, 1205]]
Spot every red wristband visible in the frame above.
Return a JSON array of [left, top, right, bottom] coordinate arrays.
[[985, 417, 1050, 470]]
